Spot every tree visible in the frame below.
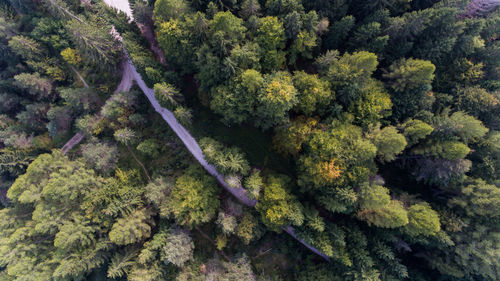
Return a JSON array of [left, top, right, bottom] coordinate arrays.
[[154, 82, 181, 110], [8, 35, 44, 60], [14, 72, 53, 99], [157, 18, 197, 74], [67, 20, 120, 67], [210, 69, 263, 125], [455, 86, 499, 122], [16, 103, 50, 131], [109, 208, 152, 245], [163, 228, 194, 267], [153, 0, 189, 23], [292, 71, 333, 115], [240, 0, 261, 19], [273, 116, 318, 157], [358, 200, 409, 228], [405, 203, 440, 237], [81, 141, 118, 174], [368, 125, 407, 162], [358, 183, 390, 210], [207, 11, 246, 57], [413, 158, 472, 186], [216, 212, 237, 234], [401, 119, 433, 146], [298, 119, 377, 193], [243, 169, 264, 199], [323, 51, 381, 117], [384, 58, 435, 92], [1, 151, 108, 280], [60, 47, 81, 65], [289, 30, 318, 65], [256, 174, 304, 231], [132, 0, 154, 26], [174, 106, 193, 126], [347, 22, 388, 57], [200, 137, 250, 176], [255, 71, 298, 129], [163, 166, 220, 227], [449, 178, 500, 219], [323, 16, 355, 50], [114, 127, 138, 146], [59, 87, 99, 113], [255, 16, 286, 71], [236, 213, 261, 244], [136, 139, 160, 158], [433, 111, 489, 144], [284, 11, 302, 39]]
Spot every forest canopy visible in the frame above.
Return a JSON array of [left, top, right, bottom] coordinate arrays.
[[0, 0, 499, 280]]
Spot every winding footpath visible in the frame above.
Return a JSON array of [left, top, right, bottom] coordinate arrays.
[[62, 58, 134, 154], [103, 0, 330, 261]]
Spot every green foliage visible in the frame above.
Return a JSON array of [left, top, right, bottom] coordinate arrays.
[[67, 20, 119, 68], [8, 35, 44, 60], [174, 106, 193, 126], [81, 141, 118, 174], [109, 208, 152, 245], [401, 119, 433, 146], [14, 72, 53, 98], [207, 11, 246, 56], [358, 200, 409, 228], [114, 127, 138, 146], [236, 212, 261, 244], [449, 178, 500, 219], [256, 174, 304, 231], [154, 82, 181, 110], [405, 203, 440, 237], [163, 166, 220, 227], [163, 228, 194, 267], [368, 125, 407, 162], [455, 86, 499, 120], [0, 151, 108, 280], [384, 58, 435, 92], [358, 184, 391, 210], [153, 0, 188, 23], [273, 116, 318, 156], [216, 212, 237, 234], [137, 139, 160, 158], [210, 69, 263, 125], [255, 71, 298, 129], [292, 71, 333, 115], [200, 137, 250, 176], [298, 119, 377, 196], [243, 169, 264, 199], [60, 47, 81, 65], [0, 148, 35, 177], [433, 111, 489, 144], [2, 1, 500, 279]]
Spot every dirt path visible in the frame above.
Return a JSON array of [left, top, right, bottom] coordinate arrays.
[[102, 2, 331, 261], [61, 58, 133, 155], [126, 55, 258, 207]]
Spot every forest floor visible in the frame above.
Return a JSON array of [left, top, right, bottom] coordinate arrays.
[[181, 77, 295, 177]]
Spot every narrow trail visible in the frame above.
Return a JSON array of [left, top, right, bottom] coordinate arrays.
[[103, 1, 331, 261], [125, 48, 330, 261], [126, 55, 257, 207], [62, 66, 90, 155], [62, 58, 133, 155]]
